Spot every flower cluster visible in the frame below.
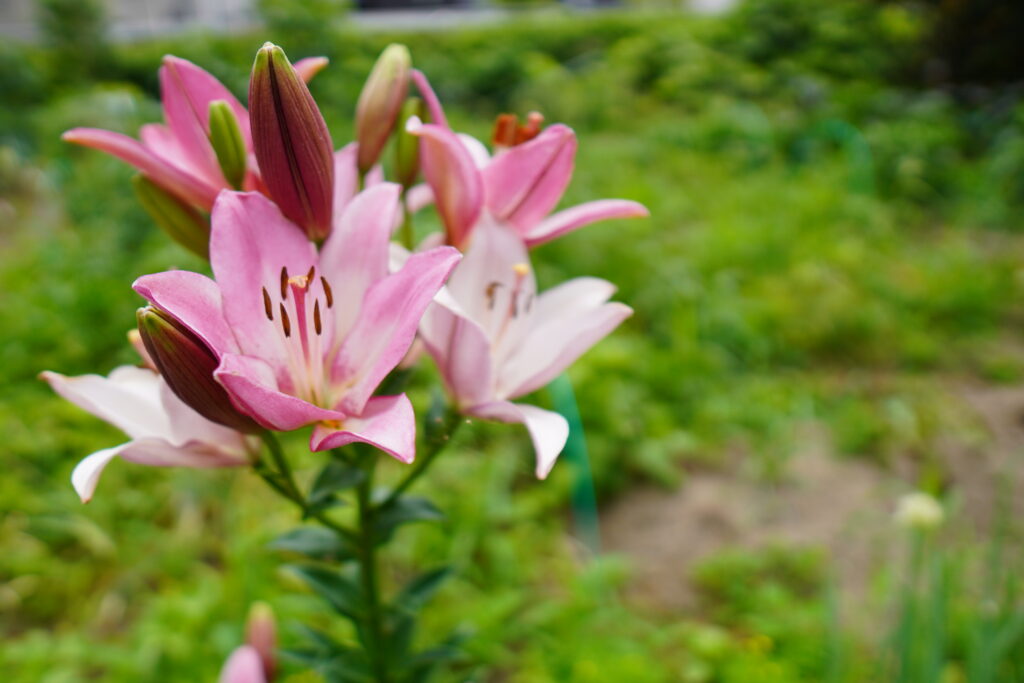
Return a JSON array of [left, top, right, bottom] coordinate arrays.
[[48, 42, 646, 497]]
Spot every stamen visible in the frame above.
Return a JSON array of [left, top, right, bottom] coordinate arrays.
[[262, 287, 274, 320], [279, 303, 291, 337], [321, 276, 333, 308], [485, 281, 503, 310], [313, 300, 322, 335], [306, 265, 315, 283], [280, 267, 289, 299]]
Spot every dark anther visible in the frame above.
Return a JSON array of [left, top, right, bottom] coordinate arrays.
[[306, 265, 315, 284], [280, 267, 289, 299], [321, 277, 334, 308], [262, 287, 274, 320], [279, 304, 291, 337], [313, 300, 322, 335], [485, 281, 502, 310]]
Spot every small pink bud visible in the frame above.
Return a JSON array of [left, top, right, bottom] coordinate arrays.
[[355, 44, 411, 175], [249, 43, 334, 241], [245, 602, 277, 680]]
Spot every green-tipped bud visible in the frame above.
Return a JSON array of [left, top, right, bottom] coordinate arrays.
[[355, 43, 411, 175], [208, 100, 247, 191], [137, 307, 260, 433], [394, 97, 424, 189], [245, 603, 277, 680], [132, 175, 210, 259]]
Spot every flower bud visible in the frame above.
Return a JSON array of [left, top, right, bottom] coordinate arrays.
[[208, 100, 247, 190], [394, 97, 424, 189], [245, 602, 277, 680], [249, 42, 334, 241], [132, 175, 211, 259], [355, 44, 411, 175], [137, 306, 260, 433]]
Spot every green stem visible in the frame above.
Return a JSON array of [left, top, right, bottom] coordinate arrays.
[[256, 432, 358, 543], [400, 195, 414, 250], [355, 451, 389, 682], [380, 408, 461, 509]]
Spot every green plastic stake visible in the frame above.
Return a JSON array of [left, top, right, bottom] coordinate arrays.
[[548, 373, 601, 554]]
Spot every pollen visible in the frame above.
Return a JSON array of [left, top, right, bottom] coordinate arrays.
[[512, 262, 530, 278]]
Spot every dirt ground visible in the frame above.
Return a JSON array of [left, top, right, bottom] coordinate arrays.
[[600, 382, 1024, 612]]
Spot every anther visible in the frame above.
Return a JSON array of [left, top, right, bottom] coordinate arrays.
[[280, 267, 289, 299], [313, 300, 322, 335], [485, 281, 502, 310], [279, 303, 291, 337], [320, 276, 334, 308], [306, 265, 315, 283], [262, 287, 274, 320]]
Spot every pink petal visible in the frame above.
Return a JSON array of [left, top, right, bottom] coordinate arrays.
[[139, 123, 190, 171], [411, 69, 448, 129], [332, 143, 360, 216], [62, 128, 219, 210], [524, 199, 649, 247], [215, 353, 341, 431], [418, 302, 494, 408], [331, 246, 461, 415], [310, 394, 416, 463], [219, 645, 267, 683], [294, 56, 329, 83], [503, 300, 633, 399], [42, 367, 172, 441], [405, 183, 434, 214], [408, 118, 483, 249], [482, 124, 575, 231], [320, 183, 401, 340], [468, 401, 569, 478], [209, 191, 317, 367], [458, 134, 491, 168], [133, 270, 239, 356]]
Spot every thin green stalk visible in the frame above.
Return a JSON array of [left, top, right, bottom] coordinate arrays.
[[380, 409, 461, 509], [356, 452, 389, 682], [400, 196, 414, 250]]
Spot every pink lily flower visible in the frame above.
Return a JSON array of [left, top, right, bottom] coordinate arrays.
[[418, 220, 632, 478], [41, 365, 253, 503], [133, 185, 460, 463], [408, 70, 648, 250], [63, 54, 327, 212]]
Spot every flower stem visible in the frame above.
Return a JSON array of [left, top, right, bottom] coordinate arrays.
[[380, 407, 462, 509], [400, 195, 414, 250], [355, 450, 389, 682]]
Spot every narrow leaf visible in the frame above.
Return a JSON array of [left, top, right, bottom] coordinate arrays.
[[287, 564, 364, 619], [269, 527, 355, 562]]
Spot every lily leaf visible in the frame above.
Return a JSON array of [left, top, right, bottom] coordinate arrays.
[[308, 460, 365, 512], [269, 527, 356, 562], [394, 567, 453, 613], [374, 496, 444, 543], [287, 564, 364, 619]]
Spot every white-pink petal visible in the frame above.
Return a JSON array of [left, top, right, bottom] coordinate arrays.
[[524, 199, 649, 247], [469, 401, 569, 478], [310, 394, 416, 464]]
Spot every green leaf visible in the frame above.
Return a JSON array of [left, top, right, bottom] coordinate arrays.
[[269, 527, 356, 562], [394, 567, 453, 613], [308, 460, 365, 511], [374, 496, 444, 543], [287, 564, 364, 619]]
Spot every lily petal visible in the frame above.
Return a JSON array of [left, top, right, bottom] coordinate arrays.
[[215, 353, 341, 431], [320, 183, 401, 340], [133, 270, 239, 356], [503, 300, 633, 399], [294, 56, 329, 83], [408, 118, 483, 249], [332, 246, 461, 415], [410, 69, 448, 129], [310, 394, 416, 464], [42, 367, 172, 441], [524, 199, 649, 247], [209, 191, 317, 366], [419, 302, 494, 408], [62, 128, 219, 210], [482, 124, 575, 230], [160, 56, 234, 186], [468, 401, 569, 479]]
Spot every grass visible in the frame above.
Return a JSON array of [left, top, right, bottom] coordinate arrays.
[[2, 3, 1024, 680]]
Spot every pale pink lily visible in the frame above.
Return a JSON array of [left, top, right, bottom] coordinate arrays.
[[408, 70, 648, 250], [63, 54, 327, 211], [41, 365, 253, 503], [134, 185, 460, 463], [419, 221, 631, 478]]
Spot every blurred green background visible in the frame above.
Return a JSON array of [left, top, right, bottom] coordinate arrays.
[[3, 0, 1024, 680]]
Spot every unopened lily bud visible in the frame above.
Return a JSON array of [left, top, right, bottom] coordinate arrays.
[[249, 42, 334, 241], [136, 307, 259, 433], [394, 97, 424, 189], [132, 175, 210, 259], [355, 44, 411, 175], [208, 100, 247, 190], [245, 602, 277, 680]]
